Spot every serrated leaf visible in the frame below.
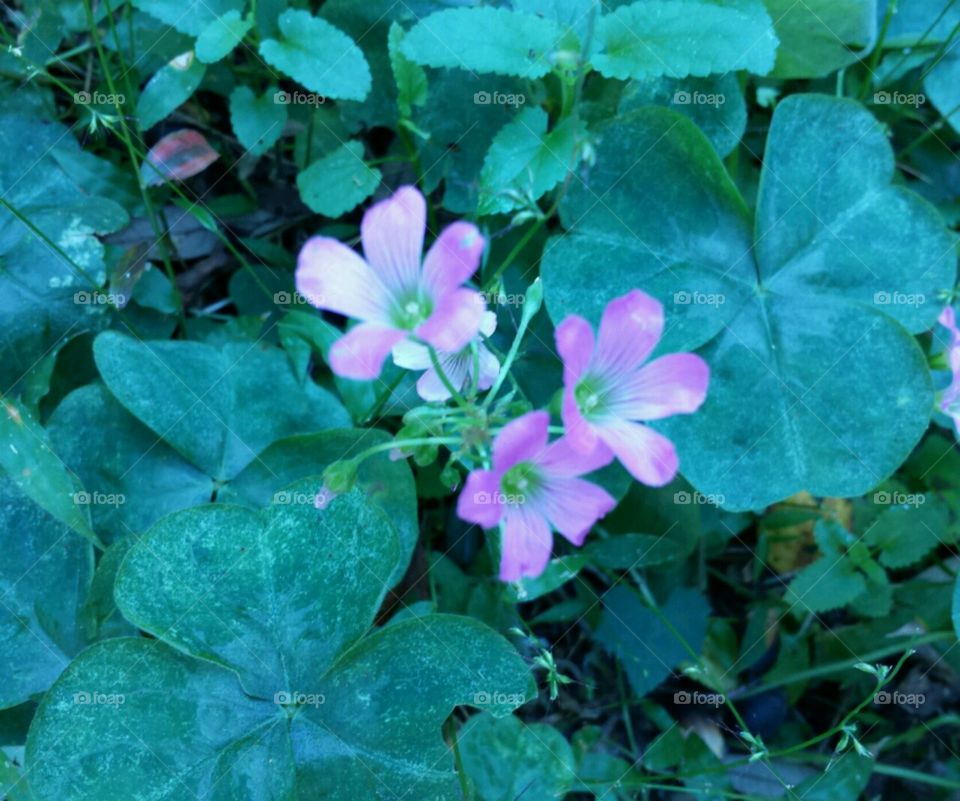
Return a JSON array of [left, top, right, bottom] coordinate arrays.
[[787, 553, 867, 614], [479, 107, 580, 216], [402, 7, 565, 78], [543, 96, 954, 510], [765, 0, 876, 79], [388, 22, 427, 117], [864, 496, 948, 569], [136, 51, 206, 130], [92, 331, 349, 480], [0, 475, 93, 709], [589, 0, 778, 80], [229, 86, 287, 156], [26, 486, 533, 801], [459, 713, 576, 801], [259, 10, 371, 102], [195, 9, 252, 63], [297, 141, 381, 217]]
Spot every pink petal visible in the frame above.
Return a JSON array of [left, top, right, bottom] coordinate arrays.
[[492, 411, 549, 473], [555, 315, 595, 383], [595, 290, 664, 374], [561, 385, 600, 454], [141, 129, 219, 186], [538, 434, 613, 477], [457, 470, 504, 528], [422, 221, 485, 296], [329, 323, 406, 380], [476, 345, 500, 391], [500, 507, 553, 581], [612, 353, 710, 421], [296, 237, 390, 322], [541, 477, 616, 546], [361, 186, 426, 294], [416, 288, 485, 352], [599, 421, 679, 487]]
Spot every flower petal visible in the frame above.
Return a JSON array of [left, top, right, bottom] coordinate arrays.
[[500, 507, 553, 581], [329, 323, 406, 380], [416, 288, 485, 352], [391, 339, 432, 371], [361, 186, 426, 294], [595, 290, 664, 374], [555, 315, 595, 383], [561, 385, 600, 454], [541, 477, 616, 546], [612, 353, 710, 420], [416, 355, 470, 401], [457, 469, 505, 529], [492, 410, 550, 473], [599, 421, 679, 487], [476, 344, 500, 391], [480, 310, 497, 338], [296, 236, 389, 322], [422, 221, 485, 296], [539, 433, 613, 477]]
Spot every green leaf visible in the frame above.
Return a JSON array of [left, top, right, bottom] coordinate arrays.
[[883, 0, 960, 47], [619, 73, 746, 157], [479, 107, 581, 216], [0, 114, 128, 397], [195, 9, 252, 63], [402, 7, 565, 78], [864, 495, 948, 568], [0, 398, 96, 544], [925, 51, 960, 134], [589, 0, 778, 80], [544, 96, 954, 509], [92, 331, 349, 480], [953, 572, 960, 638], [0, 475, 92, 709], [459, 713, 576, 801], [132, 0, 244, 36], [388, 22, 427, 117], [594, 585, 709, 696], [136, 51, 206, 130], [229, 85, 287, 156], [26, 486, 533, 801], [259, 9, 371, 101], [787, 553, 867, 614], [297, 141, 381, 217], [765, 0, 876, 78], [793, 753, 872, 800]]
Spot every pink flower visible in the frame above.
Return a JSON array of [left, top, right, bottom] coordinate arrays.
[[392, 310, 500, 401], [457, 411, 616, 581], [938, 307, 960, 433], [295, 186, 486, 379], [555, 290, 709, 487]]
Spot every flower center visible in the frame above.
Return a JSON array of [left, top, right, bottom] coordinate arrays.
[[574, 376, 606, 418], [500, 462, 540, 504], [393, 293, 433, 330]]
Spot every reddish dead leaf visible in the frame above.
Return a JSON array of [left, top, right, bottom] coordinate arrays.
[[141, 129, 219, 187]]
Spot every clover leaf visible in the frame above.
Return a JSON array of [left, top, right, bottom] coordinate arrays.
[[26, 484, 533, 801], [543, 94, 955, 509]]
